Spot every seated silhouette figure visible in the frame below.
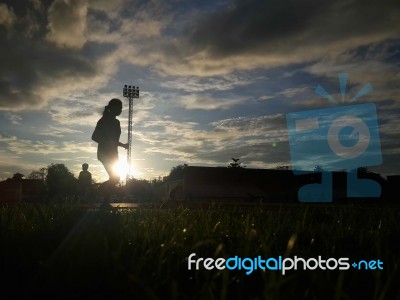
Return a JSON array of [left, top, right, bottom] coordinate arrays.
[[78, 163, 92, 201]]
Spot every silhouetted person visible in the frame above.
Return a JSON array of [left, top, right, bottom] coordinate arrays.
[[92, 98, 128, 203], [78, 163, 92, 201]]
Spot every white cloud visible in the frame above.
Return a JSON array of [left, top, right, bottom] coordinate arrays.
[[38, 126, 83, 137], [132, 112, 289, 168], [0, 3, 16, 28], [88, 0, 123, 18], [46, 0, 88, 49], [0, 134, 95, 156], [121, 18, 163, 39], [160, 74, 263, 92], [179, 94, 244, 110], [278, 86, 310, 98], [5, 113, 22, 125]]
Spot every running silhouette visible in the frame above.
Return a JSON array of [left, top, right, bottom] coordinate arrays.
[[92, 98, 128, 203]]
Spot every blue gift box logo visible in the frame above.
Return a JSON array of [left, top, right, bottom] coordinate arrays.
[[286, 73, 382, 202]]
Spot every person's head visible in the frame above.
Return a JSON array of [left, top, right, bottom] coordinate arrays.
[[82, 163, 89, 171], [103, 98, 122, 117]]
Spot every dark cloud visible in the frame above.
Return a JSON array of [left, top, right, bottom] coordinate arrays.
[[0, 32, 98, 110], [187, 0, 400, 58], [0, 1, 101, 111]]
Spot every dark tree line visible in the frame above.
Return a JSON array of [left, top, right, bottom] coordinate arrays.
[[6, 158, 252, 202], [25, 163, 79, 199]]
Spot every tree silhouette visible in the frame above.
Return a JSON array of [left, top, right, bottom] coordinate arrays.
[[228, 158, 245, 168], [28, 167, 47, 182], [46, 164, 77, 196], [276, 165, 290, 170], [314, 165, 324, 172], [11, 173, 24, 181], [126, 178, 153, 202], [165, 164, 188, 181]]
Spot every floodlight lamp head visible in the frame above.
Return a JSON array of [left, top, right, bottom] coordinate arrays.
[[123, 84, 139, 99]]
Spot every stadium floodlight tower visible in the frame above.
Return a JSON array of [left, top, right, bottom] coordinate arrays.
[[122, 84, 139, 182]]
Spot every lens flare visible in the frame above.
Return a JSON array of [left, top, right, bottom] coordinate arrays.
[[113, 161, 130, 179]]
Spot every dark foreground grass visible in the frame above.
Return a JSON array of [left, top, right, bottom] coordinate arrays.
[[0, 202, 399, 300]]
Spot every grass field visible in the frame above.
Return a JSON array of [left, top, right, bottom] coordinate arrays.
[[1, 202, 399, 299]]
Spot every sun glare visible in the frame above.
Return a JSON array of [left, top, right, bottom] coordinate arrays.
[[113, 161, 130, 179]]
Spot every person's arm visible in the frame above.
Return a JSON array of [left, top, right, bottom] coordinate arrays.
[[115, 119, 128, 149], [118, 142, 129, 149]]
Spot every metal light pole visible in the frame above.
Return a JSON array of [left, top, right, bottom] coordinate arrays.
[[123, 85, 139, 182]]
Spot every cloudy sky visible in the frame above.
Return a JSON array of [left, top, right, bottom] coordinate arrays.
[[0, 0, 399, 182]]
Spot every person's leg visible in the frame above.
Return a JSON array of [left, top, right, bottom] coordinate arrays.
[[99, 158, 120, 203]]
